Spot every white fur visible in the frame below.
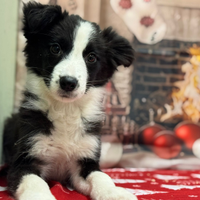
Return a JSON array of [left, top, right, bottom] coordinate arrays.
[[25, 71, 105, 181], [16, 174, 56, 200], [50, 21, 94, 103], [84, 171, 137, 200]]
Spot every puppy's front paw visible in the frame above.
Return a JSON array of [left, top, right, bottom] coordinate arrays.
[[93, 186, 137, 200]]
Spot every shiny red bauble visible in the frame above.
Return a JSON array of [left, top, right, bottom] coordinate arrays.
[[153, 130, 182, 159], [119, 0, 132, 9], [138, 123, 165, 145], [174, 122, 200, 149]]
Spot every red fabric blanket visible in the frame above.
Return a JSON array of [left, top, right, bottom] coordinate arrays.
[[1, 168, 200, 200]]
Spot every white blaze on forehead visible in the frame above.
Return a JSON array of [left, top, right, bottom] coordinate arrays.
[[73, 21, 94, 57], [55, 21, 94, 77], [50, 21, 95, 98]]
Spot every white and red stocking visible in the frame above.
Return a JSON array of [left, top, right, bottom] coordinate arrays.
[[110, 0, 167, 44]]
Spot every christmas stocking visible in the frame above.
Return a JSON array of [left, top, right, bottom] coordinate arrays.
[[110, 0, 167, 44]]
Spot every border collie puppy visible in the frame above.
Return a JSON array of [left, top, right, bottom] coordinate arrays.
[[3, 2, 136, 200]]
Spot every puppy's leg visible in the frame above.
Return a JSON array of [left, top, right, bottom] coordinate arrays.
[[73, 159, 138, 200], [15, 174, 56, 200], [87, 171, 138, 200], [7, 166, 56, 200]]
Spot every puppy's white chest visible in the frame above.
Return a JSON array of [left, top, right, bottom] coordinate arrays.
[[30, 103, 99, 164], [32, 111, 96, 156], [50, 115, 97, 159], [30, 112, 99, 180]]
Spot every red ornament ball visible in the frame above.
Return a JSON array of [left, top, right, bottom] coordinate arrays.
[[153, 130, 182, 159], [138, 123, 165, 145], [119, 0, 132, 9], [175, 122, 200, 149]]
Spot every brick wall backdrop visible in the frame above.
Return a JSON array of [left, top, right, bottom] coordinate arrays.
[[130, 39, 200, 128], [101, 39, 200, 144]]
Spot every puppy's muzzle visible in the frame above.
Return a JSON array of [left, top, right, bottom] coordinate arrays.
[[59, 76, 78, 92]]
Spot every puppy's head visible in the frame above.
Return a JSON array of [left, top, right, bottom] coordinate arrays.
[[23, 2, 134, 102]]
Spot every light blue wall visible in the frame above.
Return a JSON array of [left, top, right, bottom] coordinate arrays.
[[0, 1, 18, 163]]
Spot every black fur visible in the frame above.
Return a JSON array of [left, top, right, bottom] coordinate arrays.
[[7, 157, 42, 194], [82, 117, 103, 135], [4, 108, 54, 163], [23, 2, 63, 37], [84, 27, 134, 88], [3, 109, 52, 194], [78, 158, 101, 179], [23, 91, 39, 101], [3, 114, 21, 165]]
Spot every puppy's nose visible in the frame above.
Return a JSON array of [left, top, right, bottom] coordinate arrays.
[[59, 76, 78, 92]]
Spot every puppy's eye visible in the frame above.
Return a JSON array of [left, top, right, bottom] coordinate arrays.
[[86, 53, 97, 64], [50, 43, 61, 55]]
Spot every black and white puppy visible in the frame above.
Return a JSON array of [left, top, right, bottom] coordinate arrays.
[[3, 2, 136, 200]]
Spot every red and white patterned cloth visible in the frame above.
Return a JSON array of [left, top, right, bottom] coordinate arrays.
[[1, 168, 200, 200]]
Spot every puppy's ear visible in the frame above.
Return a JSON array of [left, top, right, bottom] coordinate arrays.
[[23, 2, 64, 38], [102, 27, 134, 68]]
